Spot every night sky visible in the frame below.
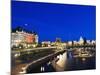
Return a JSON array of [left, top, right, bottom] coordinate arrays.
[[11, 1, 96, 42]]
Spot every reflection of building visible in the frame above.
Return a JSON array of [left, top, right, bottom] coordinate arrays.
[[11, 27, 38, 48]]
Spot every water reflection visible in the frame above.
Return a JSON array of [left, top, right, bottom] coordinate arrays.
[[52, 52, 67, 71], [28, 48, 95, 73]]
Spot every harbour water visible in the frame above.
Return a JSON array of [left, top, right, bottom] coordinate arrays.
[[27, 49, 96, 73]]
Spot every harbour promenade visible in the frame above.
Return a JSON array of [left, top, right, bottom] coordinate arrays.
[[11, 47, 66, 75]]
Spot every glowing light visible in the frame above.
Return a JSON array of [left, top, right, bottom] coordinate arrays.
[[47, 61, 51, 65], [82, 58, 86, 61], [25, 24, 28, 26], [41, 66, 45, 72]]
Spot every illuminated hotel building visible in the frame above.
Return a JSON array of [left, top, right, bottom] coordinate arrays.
[[11, 27, 38, 48]]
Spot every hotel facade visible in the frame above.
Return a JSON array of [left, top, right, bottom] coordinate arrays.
[[11, 27, 38, 48]]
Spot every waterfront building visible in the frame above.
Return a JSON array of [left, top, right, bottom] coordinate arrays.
[[73, 40, 78, 45], [11, 27, 38, 48], [86, 40, 91, 45], [35, 34, 39, 44], [25, 33, 34, 43], [41, 41, 51, 47], [68, 41, 72, 46], [78, 36, 84, 45], [11, 30, 25, 47], [91, 40, 96, 45], [51, 42, 56, 46], [56, 38, 61, 43]]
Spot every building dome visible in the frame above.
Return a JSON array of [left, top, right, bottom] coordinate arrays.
[[79, 36, 84, 45], [79, 36, 84, 41]]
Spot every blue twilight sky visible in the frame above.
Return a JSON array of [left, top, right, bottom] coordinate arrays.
[[11, 1, 96, 42]]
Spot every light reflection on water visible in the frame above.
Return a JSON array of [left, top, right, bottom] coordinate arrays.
[[28, 50, 95, 73], [52, 52, 67, 71]]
